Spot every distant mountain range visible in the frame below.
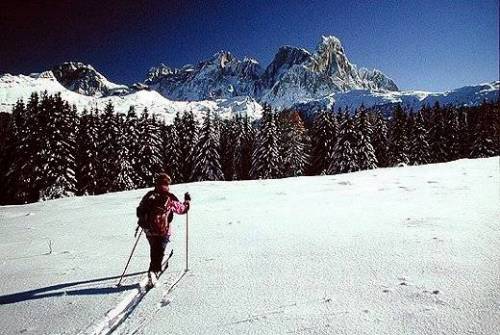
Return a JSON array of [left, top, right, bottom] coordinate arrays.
[[0, 35, 498, 122]]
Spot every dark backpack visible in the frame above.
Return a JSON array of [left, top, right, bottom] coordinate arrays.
[[136, 190, 176, 229]]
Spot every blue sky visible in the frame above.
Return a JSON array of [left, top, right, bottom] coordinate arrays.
[[0, 0, 498, 91]]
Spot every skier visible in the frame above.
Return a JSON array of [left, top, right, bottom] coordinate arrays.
[[136, 173, 190, 286]]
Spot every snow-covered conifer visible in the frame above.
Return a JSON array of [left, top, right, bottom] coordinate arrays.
[[388, 104, 410, 165], [371, 112, 390, 167], [191, 111, 224, 181], [327, 114, 358, 174], [354, 108, 377, 170], [281, 111, 309, 177], [38, 94, 78, 200], [174, 111, 198, 182], [408, 111, 431, 165], [135, 108, 164, 187], [250, 106, 282, 179], [309, 110, 337, 175], [76, 108, 100, 195], [235, 115, 255, 180]]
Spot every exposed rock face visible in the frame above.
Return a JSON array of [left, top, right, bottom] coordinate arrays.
[[50, 62, 129, 97], [145, 35, 399, 105], [145, 51, 263, 100], [359, 68, 399, 92]]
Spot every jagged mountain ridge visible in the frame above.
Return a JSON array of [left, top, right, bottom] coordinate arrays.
[[0, 35, 498, 122], [145, 51, 263, 101], [145, 35, 399, 103]]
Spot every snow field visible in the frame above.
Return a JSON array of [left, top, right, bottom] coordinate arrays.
[[1, 157, 499, 335]]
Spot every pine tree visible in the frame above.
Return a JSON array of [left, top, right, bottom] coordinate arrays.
[[428, 102, 447, 163], [354, 108, 377, 170], [388, 104, 410, 165], [76, 109, 100, 195], [327, 114, 358, 174], [38, 94, 78, 200], [219, 118, 239, 180], [470, 103, 499, 158], [135, 108, 164, 187], [125, 106, 142, 187], [191, 111, 224, 181], [95, 102, 121, 193], [110, 114, 137, 192], [456, 108, 472, 159], [309, 110, 337, 175], [0, 111, 13, 204], [162, 123, 182, 183], [250, 106, 282, 179], [371, 111, 390, 167], [235, 115, 255, 180], [8, 94, 42, 203], [408, 111, 431, 165], [175, 111, 198, 182], [5, 99, 32, 203], [280, 111, 309, 177], [443, 106, 461, 161]]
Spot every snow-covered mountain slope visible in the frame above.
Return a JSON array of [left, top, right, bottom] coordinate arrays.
[[1, 69, 496, 122], [1, 157, 498, 335], [0, 72, 263, 123], [290, 81, 500, 114]]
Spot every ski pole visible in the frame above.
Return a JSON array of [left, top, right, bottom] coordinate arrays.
[[185, 211, 189, 272], [184, 192, 191, 272], [117, 228, 143, 287]]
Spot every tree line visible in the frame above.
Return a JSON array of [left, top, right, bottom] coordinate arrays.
[[0, 91, 498, 204]]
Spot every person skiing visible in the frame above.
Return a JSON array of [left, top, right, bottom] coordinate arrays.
[[136, 173, 190, 286]]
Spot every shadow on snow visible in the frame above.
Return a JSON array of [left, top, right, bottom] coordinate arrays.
[[0, 271, 146, 305]]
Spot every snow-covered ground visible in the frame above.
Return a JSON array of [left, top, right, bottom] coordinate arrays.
[[0, 157, 499, 335]]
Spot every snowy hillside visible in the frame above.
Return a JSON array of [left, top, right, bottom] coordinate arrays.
[[1, 69, 497, 121], [290, 81, 500, 114], [1, 157, 498, 335], [0, 72, 263, 122]]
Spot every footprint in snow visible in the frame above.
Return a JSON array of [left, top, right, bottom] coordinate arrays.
[[424, 289, 440, 295]]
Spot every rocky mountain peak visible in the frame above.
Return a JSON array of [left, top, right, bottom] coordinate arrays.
[[146, 64, 176, 84], [309, 35, 361, 86], [51, 61, 127, 97], [359, 68, 399, 91]]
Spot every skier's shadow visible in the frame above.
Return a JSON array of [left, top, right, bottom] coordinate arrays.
[[0, 271, 145, 305]]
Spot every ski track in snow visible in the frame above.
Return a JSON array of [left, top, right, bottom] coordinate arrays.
[[1, 157, 499, 335], [80, 251, 182, 335]]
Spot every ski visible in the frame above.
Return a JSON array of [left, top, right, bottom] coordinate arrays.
[[159, 269, 188, 306]]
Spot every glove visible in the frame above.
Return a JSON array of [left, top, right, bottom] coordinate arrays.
[[184, 192, 191, 201]]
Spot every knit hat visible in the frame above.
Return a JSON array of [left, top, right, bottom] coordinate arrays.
[[155, 173, 171, 186]]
